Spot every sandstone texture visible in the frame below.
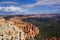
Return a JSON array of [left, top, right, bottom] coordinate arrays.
[[0, 17, 39, 40]]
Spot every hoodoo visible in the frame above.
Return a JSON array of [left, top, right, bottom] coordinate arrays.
[[0, 17, 39, 40]]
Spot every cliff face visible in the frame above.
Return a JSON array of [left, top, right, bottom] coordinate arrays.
[[0, 17, 39, 40]]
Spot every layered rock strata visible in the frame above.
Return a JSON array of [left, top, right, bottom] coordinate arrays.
[[0, 17, 39, 40]]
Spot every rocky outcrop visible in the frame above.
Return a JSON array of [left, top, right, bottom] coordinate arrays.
[[0, 17, 39, 40]]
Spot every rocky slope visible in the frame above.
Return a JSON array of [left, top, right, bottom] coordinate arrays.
[[0, 17, 39, 40]]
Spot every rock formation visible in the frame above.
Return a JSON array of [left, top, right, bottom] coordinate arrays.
[[0, 17, 39, 40]]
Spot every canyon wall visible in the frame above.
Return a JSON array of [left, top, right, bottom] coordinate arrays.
[[0, 17, 39, 40]]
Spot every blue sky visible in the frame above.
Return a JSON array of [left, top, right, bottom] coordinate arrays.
[[0, 0, 60, 15]]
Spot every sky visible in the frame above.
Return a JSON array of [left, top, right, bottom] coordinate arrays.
[[0, 0, 60, 15]]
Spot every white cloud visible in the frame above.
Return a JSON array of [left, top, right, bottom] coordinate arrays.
[[48, 5, 60, 8], [45, 9, 59, 13], [0, 1, 17, 4], [22, 0, 60, 8], [0, 6, 29, 15]]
